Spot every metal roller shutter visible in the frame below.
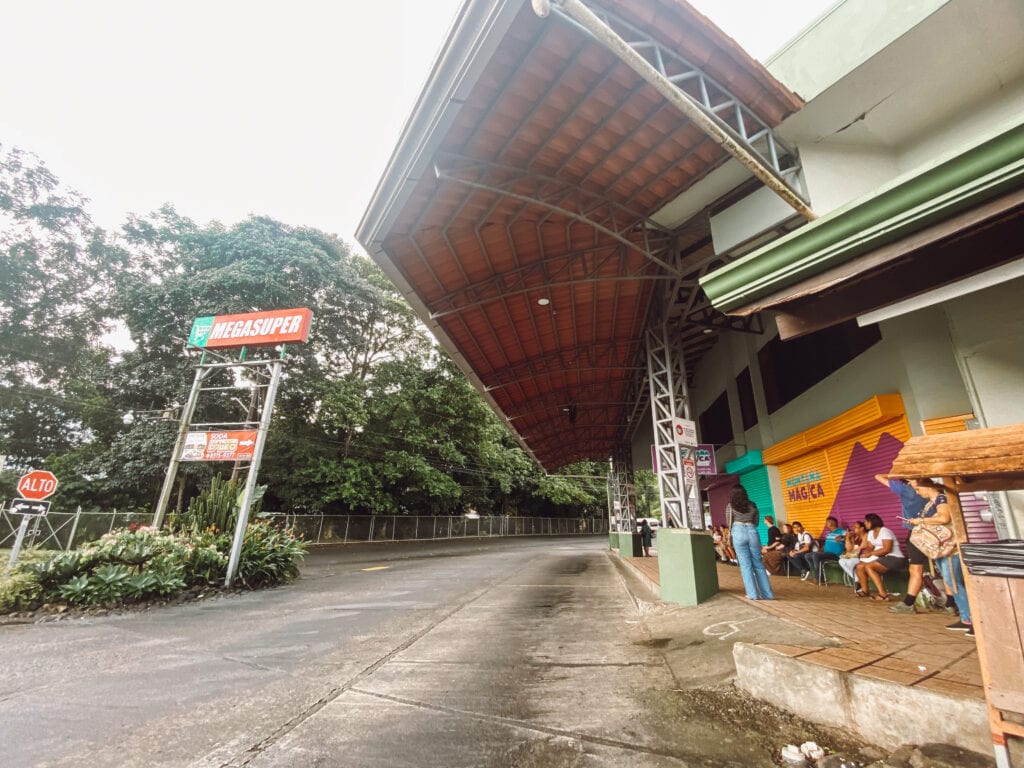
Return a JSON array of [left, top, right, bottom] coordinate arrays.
[[741, 467, 774, 546]]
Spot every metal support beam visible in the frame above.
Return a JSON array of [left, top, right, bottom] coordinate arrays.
[[611, 445, 636, 532], [686, 305, 765, 335], [434, 159, 679, 273], [225, 359, 285, 587], [646, 323, 702, 529], [428, 242, 672, 320], [152, 364, 211, 529], [534, 0, 816, 221]]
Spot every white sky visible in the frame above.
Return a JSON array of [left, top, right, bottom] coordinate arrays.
[[0, 0, 836, 248]]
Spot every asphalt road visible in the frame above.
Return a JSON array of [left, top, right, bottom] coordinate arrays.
[[1, 536, 864, 767]]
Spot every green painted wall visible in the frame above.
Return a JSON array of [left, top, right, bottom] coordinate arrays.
[[657, 529, 719, 606]]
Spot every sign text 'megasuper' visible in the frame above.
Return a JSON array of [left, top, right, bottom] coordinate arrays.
[[188, 308, 313, 349]]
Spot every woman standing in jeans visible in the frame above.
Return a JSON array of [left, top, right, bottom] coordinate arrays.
[[728, 484, 774, 600]]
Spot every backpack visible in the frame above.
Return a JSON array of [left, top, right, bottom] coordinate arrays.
[[915, 573, 948, 612]]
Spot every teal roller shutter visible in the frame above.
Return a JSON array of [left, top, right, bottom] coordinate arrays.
[[741, 467, 774, 546], [725, 452, 776, 545]]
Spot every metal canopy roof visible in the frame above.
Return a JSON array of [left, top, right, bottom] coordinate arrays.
[[357, 0, 802, 469]]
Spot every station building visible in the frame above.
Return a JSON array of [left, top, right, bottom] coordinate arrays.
[[358, 0, 1024, 596]]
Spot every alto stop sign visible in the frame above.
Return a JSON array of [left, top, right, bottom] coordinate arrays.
[[17, 470, 59, 501]]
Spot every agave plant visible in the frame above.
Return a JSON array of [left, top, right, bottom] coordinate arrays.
[[90, 564, 133, 604], [57, 574, 92, 605], [26, 551, 88, 588], [124, 571, 160, 600]]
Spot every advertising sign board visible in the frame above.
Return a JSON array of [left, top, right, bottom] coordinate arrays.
[[695, 444, 717, 475], [672, 417, 698, 447], [180, 431, 258, 462], [188, 308, 313, 349]]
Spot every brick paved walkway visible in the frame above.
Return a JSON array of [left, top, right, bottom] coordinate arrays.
[[622, 553, 983, 701]]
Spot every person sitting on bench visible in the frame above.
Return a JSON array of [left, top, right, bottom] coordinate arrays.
[[805, 516, 846, 584], [763, 522, 795, 575], [854, 513, 907, 599], [786, 521, 817, 580], [838, 520, 868, 584]]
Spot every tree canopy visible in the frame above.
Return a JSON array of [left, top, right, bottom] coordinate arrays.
[[0, 145, 610, 520]]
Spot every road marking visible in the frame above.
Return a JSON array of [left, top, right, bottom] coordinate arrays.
[[362, 566, 390, 571], [702, 617, 763, 640]]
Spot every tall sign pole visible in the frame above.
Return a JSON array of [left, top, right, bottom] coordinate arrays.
[[152, 363, 209, 529], [224, 356, 285, 587]]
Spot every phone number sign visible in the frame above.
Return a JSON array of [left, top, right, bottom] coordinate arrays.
[[180, 431, 257, 462]]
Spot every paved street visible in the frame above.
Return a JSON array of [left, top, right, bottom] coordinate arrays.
[[2, 537, 862, 767]]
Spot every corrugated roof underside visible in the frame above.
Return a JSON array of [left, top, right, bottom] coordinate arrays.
[[375, 0, 802, 469]]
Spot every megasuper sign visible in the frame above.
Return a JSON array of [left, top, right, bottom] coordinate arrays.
[[188, 308, 313, 349]]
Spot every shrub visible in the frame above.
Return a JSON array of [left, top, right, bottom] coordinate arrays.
[[0, 571, 42, 612], [7, 521, 304, 611], [235, 521, 306, 588]]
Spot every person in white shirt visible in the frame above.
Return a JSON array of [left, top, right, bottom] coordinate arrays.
[[854, 512, 907, 600], [785, 521, 818, 581]]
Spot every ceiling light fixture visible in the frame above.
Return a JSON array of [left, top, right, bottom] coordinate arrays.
[[537, 298, 550, 306]]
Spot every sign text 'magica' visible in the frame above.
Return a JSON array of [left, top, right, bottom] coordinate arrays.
[[188, 308, 313, 349]]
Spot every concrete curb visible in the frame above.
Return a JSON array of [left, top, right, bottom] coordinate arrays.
[[733, 642, 991, 755], [609, 551, 661, 595]]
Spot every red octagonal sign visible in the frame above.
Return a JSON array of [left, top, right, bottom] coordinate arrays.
[[17, 470, 58, 501]]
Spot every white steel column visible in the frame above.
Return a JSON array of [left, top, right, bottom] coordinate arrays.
[[611, 445, 636, 532], [647, 323, 702, 529]]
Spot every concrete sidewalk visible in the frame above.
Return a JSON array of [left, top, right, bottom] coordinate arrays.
[[617, 550, 994, 757]]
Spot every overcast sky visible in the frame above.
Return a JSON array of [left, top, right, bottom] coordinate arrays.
[[0, 0, 836, 248]]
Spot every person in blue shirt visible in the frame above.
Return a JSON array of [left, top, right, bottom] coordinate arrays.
[[875, 474, 929, 613], [805, 516, 847, 584]]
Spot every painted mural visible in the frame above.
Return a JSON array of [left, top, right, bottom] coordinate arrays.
[[765, 396, 913, 541], [767, 398, 1003, 544]]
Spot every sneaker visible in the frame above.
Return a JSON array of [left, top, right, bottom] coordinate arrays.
[[889, 601, 917, 613], [965, 625, 975, 637], [946, 621, 970, 632], [801, 570, 811, 581]]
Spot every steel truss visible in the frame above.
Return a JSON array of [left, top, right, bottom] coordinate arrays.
[[646, 322, 702, 530], [611, 444, 636, 532], [535, 0, 814, 220], [686, 305, 764, 335], [482, 340, 642, 391]]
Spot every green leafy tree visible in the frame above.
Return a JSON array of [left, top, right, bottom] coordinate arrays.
[[0, 157, 606, 521], [0, 145, 119, 469]]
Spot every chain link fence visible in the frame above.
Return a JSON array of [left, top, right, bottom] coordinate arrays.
[[1, 504, 608, 553]]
